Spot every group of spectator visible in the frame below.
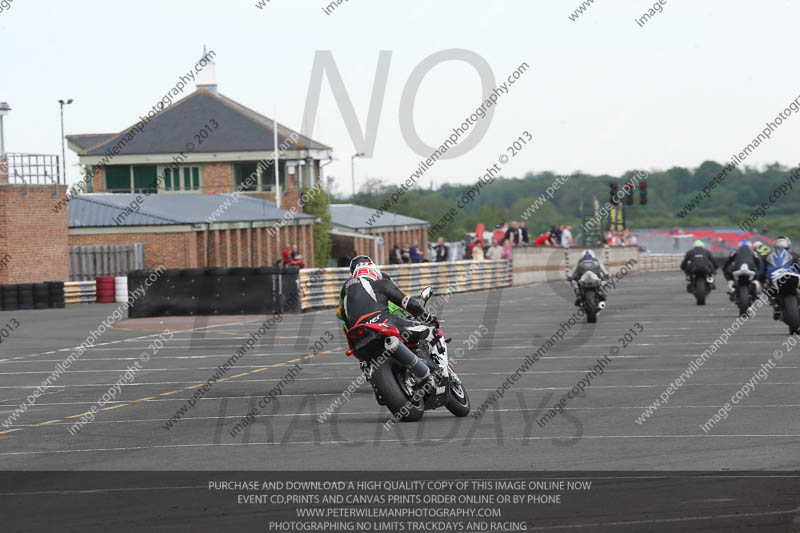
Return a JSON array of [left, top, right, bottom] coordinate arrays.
[[604, 229, 638, 247], [531, 224, 575, 248], [281, 243, 306, 268], [389, 241, 424, 264]]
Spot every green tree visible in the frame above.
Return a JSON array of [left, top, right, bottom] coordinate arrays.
[[302, 187, 334, 268]]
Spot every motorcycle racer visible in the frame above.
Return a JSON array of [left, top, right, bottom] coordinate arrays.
[[336, 256, 436, 382], [567, 250, 610, 306], [722, 240, 760, 295], [763, 237, 800, 319]]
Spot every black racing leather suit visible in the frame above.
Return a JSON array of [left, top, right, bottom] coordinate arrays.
[[571, 256, 610, 301], [722, 246, 760, 281], [681, 246, 718, 276], [337, 273, 432, 348]]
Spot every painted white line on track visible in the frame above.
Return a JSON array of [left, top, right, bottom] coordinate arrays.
[[2, 434, 800, 456]]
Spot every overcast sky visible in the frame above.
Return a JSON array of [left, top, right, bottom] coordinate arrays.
[[2, 0, 799, 193]]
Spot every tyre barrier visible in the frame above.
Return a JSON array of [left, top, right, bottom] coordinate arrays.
[[127, 266, 300, 318], [0, 281, 66, 310], [115, 276, 128, 303], [96, 275, 116, 304], [46, 281, 66, 309], [65, 281, 96, 305], [298, 260, 511, 311]]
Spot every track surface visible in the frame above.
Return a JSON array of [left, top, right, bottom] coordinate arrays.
[[0, 271, 798, 470]]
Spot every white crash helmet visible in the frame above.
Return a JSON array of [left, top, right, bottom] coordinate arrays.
[[353, 261, 381, 281], [774, 236, 792, 250]]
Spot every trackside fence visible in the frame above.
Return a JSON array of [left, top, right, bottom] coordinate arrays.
[[299, 260, 511, 310]]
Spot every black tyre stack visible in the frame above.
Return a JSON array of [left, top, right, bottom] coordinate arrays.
[[33, 283, 50, 309], [45, 281, 66, 308], [1, 285, 19, 311], [17, 283, 34, 310]]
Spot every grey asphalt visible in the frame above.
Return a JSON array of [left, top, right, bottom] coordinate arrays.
[[0, 271, 798, 471]]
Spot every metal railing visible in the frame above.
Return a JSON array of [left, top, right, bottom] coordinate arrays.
[[0, 153, 61, 194]]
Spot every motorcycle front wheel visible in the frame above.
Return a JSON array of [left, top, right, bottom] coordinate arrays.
[[781, 294, 800, 334], [372, 358, 425, 422], [444, 372, 470, 417]]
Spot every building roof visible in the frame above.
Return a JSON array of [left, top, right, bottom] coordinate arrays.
[[68, 193, 312, 228], [68, 133, 118, 151], [67, 89, 331, 157], [329, 203, 429, 230]]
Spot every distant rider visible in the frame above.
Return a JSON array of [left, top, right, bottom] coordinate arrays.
[[567, 250, 611, 306], [722, 240, 760, 296], [753, 240, 771, 283], [336, 256, 437, 382], [762, 237, 800, 320], [680, 240, 718, 292]]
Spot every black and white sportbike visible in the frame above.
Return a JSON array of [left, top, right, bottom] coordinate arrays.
[[343, 287, 470, 422], [572, 270, 606, 323], [770, 267, 800, 334], [729, 264, 760, 317]]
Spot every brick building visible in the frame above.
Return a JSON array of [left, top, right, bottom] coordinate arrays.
[[66, 68, 332, 212], [68, 194, 314, 270], [329, 204, 430, 265]]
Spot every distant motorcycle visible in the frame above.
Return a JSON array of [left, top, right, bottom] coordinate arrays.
[[770, 268, 800, 334], [570, 270, 606, 323], [687, 269, 715, 306], [343, 287, 470, 422], [729, 264, 760, 316]]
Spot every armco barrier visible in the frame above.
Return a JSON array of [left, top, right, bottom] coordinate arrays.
[[127, 267, 300, 318], [511, 246, 640, 286], [299, 260, 510, 310], [637, 252, 683, 272]]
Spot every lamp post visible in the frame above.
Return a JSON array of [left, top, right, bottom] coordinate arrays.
[[0, 102, 10, 157], [351, 152, 365, 197], [58, 99, 73, 184]]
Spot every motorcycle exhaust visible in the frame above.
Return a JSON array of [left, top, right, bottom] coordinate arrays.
[[384, 336, 430, 381], [597, 301, 606, 311]]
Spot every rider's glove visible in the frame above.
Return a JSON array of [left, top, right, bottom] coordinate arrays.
[[420, 311, 438, 324]]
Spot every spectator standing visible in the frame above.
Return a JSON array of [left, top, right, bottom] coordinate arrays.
[[502, 239, 513, 259], [505, 221, 525, 246], [472, 243, 485, 260], [493, 223, 508, 245], [561, 225, 574, 248], [409, 241, 423, 263], [434, 238, 449, 262], [532, 231, 551, 246], [519, 222, 530, 245], [486, 238, 504, 261], [282, 244, 292, 265], [401, 244, 411, 264], [389, 244, 402, 264]]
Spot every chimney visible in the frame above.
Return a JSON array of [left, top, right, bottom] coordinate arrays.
[[196, 45, 218, 94]]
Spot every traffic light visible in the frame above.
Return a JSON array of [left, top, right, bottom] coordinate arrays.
[[639, 182, 648, 205], [609, 182, 619, 204], [624, 182, 634, 205]]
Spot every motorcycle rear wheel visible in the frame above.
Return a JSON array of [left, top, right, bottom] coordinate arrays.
[[372, 358, 425, 422], [695, 277, 706, 305], [583, 289, 598, 323], [737, 284, 750, 317]]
